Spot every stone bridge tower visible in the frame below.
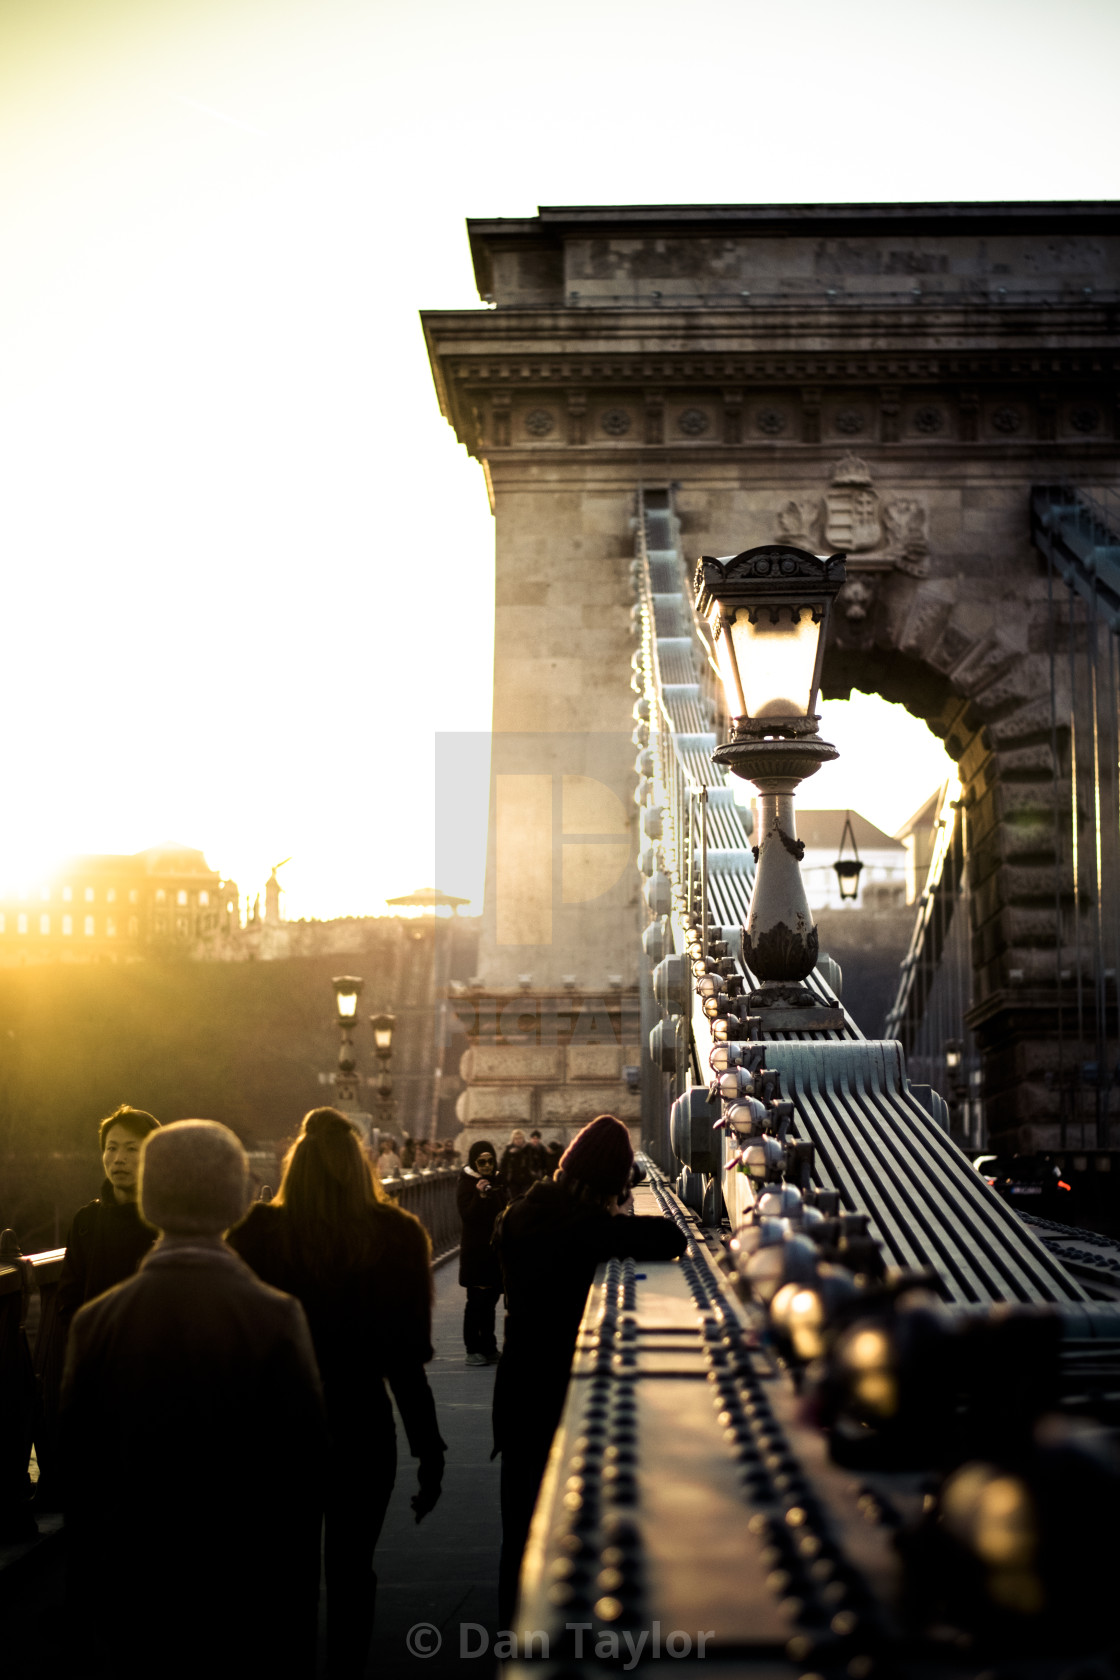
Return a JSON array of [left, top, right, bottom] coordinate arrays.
[[423, 203, 1120, 1152]]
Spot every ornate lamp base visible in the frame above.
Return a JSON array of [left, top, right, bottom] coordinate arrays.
[[712, 731, 838, 989]]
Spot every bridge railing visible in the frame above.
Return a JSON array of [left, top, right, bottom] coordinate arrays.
[[880, 781, 982, 1144], [377, 1165, 460, 1263], [0, 1240, 64, 1539], [1031, 484, 1120, 1149]]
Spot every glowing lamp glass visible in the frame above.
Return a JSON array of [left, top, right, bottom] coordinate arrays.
[[332, 976, 364, 1020], [370, 1011, 396, 1053], [833, 859, 863, 902], [726, 606, 823, 721]]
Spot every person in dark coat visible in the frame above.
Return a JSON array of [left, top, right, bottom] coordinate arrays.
[[492, 1113, 687, 1625], [457, 1138, 509, 1366], [500, 1127, 537, 1200], [55, 1105, 162, 1324], [59, 1120, 326, 1680], [525, 1129, 548, 1180], [229, 1108, 446, 1680]]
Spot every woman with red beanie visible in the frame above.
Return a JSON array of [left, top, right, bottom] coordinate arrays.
[[491, 1112, 686, 1625]]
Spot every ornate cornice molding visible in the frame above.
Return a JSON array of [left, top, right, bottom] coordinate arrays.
[[423, 302, 1119, 458]]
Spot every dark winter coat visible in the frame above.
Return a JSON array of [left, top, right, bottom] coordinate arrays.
[[55, 1179, 156, 1321], [229, 1199, 444, 1459], [492, 1178, 687, 1455], [499, 1143, 537, 1200], [457, 1168, 509, 1289], [60, 1240, 326, 1680]]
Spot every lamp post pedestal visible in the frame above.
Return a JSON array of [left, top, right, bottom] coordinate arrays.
[[714, 730, 845, 1030]]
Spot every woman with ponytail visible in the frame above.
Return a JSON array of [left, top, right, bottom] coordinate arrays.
[[230, 1107, 446, 1678]]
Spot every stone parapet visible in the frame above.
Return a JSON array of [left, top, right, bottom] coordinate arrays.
[[451, 987, 641, 1154]]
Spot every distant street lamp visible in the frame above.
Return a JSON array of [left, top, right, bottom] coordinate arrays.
[[333, 975, 365, 1021], [370, 1011, 396, 1058], [695, 544, 846, 1003], [832, 811, 864, 903], [332, 976, 365, 1109], [369, 1010, 397, 1134]]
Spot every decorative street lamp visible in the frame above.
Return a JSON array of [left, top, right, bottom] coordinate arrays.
[[369, 1009, 397, 1133], [832, 811, 864, 903], [333, 975, 365, 1022], [370, 1011, 396, 1059], [694, 545, 846, 1014], [332, 976, 365, 1108]]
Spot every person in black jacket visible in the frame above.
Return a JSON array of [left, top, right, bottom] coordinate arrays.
[[492, 1113, 687, 1624], [60, 1120, 326, 1680], [500, 1128, 538, 1200], [457, 1139, 508, 1366], [55, 1105, 162, 1324], [229, 1108, 446, 1680]]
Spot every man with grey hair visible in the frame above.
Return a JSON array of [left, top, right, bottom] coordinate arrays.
[[60, 1120, 326, 1680]]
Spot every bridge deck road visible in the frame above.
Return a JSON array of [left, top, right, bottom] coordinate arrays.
[[369, 1253, 502, 1680]]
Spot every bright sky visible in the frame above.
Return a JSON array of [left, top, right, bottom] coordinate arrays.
[[1, 0, 1116, 917]]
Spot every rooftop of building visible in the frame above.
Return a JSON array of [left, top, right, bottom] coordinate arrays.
[[795, 808, 905, 852]]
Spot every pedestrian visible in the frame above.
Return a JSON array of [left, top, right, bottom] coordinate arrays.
[[55, 1105, 162, 1325], [500, 1127, 536, 1200], [525, 1128, 547, 1180], [400, 1135, 416, 1169], [229, 1107, 446, 1679], [457, 1140, 508, 1366], [376, 1135, 402, 1179], [59, 1120, 326, 1680], [492, 1113, 687, 1625], [544, 1137, 564, 1176]]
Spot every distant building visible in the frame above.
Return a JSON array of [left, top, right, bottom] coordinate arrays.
[[794, 808, 908, 912], [0, 844, 239, 964], [894, 787, 949, 905]]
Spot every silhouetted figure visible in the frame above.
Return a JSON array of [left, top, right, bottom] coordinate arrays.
[[500, 1127, 536, 1199], [376, 1136, 402, 1178], [457, 1139, 508, 1365], [40, 1105, 162, 1510], [55, 1105, 162, 1324], [230, 1108, 446, 1679], [521, 1129, 546, 1183], [493, 1114, 687, 1626], [60, 1121, 325, 1680]]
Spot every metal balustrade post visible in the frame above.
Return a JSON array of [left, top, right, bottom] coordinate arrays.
[[700, 785, 709, 959]]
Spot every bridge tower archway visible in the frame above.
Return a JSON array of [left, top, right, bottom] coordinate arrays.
[[822, 563, 1081, 1147], [423, 201, 1120, 1152]]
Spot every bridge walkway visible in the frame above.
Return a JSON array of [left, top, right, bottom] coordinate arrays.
[[371, 1254, 502, 1678]]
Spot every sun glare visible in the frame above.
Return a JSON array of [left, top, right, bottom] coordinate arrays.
[[813, 693, 957, 837], [0, 0, 1112, 920]]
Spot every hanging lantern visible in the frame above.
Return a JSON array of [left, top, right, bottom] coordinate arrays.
[[833, 811, 864, 903]]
